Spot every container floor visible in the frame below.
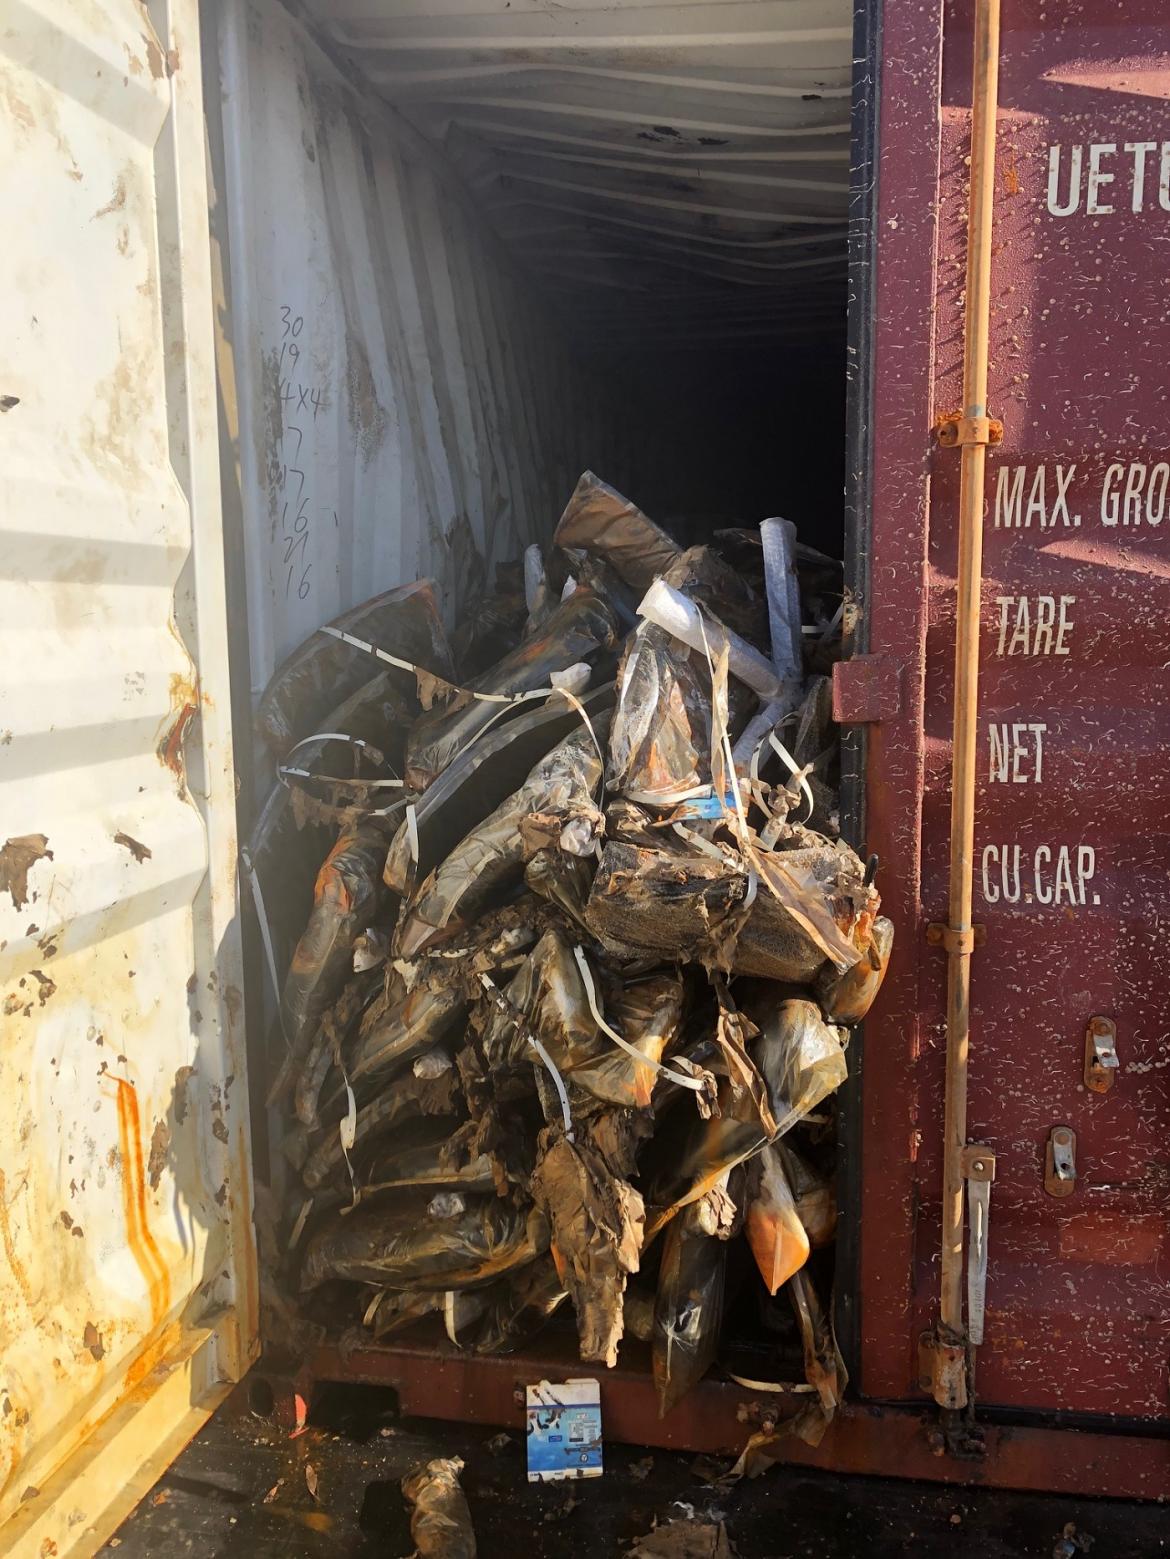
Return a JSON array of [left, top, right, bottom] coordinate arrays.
[[104, 1383, 1167, 1558]]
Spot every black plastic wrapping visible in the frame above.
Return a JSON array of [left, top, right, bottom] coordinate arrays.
[[256, 579, 453, 758], [404, 587, 617, 791]]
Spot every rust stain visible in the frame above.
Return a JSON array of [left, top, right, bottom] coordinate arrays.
[[0, 835, 53, 911], [0, 1171, 34, 1310], [91, 174, 127, 221], [114, 831, 152, 864], [82, 1321, 104, 1362], [1002, 153, 1020, 196], [142, 32, 166, 80], [114, 1079, 171, 1330], [158, 673, 199, 780], [147, 1119, 170, 1191]]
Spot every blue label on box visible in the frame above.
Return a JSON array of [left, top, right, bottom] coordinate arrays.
[[526, 1380, 603, 1482]]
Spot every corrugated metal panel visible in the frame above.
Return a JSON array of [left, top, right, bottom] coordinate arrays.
[[216, 0, 629, 697], [860, 0, 1170, 1421], [0, 1, 257, 1550], [298, 0, 852, 348]]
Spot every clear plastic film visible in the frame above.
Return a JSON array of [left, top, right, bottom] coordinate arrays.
[[652, 1193, 730, 1417], [401, 1457, 477, 1559], [744, 1143, 809, 1295], [644, 999, 847, 1239], [608, 623, 712, 805]]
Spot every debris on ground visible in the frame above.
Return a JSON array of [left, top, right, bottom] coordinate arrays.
[[627, 1517, 735, 1558], [248, 472, 885, 1444], [1053, 1522, 1095, 1558], [402, 1456, 477, 1559]]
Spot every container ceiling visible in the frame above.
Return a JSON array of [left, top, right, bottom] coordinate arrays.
[[303, 0, 852, 350]]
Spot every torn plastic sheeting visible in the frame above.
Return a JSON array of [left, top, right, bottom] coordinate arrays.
[[523, 850, 594, 936], [552, 471, 682, 592], [660, 544, 768, 651], [608, 623, 712, 805], [653, 1194, 729, 1419], [531, 1128, 644, 1368], [256, 579, 453, 758], [725, 1270, 847, 1476], [396, 725, 607, 958], [405, 586, 618, 791], [268, 814, 398, 1107], [444, 1254, 569, 1355], [384, 685, 615, 894], [401, 1457, 477, 1559], [584, 841, 846, 984], [299, 1192, 549, 1293], [816, 914, 894, 1024], [300, 1066, 461, 1191], [643, 1000, 847, 1239]]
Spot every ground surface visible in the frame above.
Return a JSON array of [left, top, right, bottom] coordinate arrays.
[[106, 1385, 1167, 1558]]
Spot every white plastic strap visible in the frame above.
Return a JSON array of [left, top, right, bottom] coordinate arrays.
[[767, 732, 815, 824], [239, 846, 289, 1049], [278, 768, 405, 790], [478, 972, 573, 1139], [572, 946, 707, 1094]]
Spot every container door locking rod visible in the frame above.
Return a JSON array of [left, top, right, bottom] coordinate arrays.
[[922, 0, 1004, 1433]]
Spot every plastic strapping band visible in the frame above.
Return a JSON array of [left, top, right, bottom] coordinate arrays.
[[405, 802, 420, 865], [572, 945, 707, 1093], [288, 1197, 313, 1251], [766, 732, 815, 824], [478, 972, 573, 1140], [278, 768, 405, 790], [239, 846, 290, 1050], [324, 624, 536, 705], [283, 731, 379, 762], [322, 624, 604, 772]]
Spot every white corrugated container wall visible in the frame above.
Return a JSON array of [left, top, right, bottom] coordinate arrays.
[[212, 0, 635, 710], [0, 1, 258, 1554]]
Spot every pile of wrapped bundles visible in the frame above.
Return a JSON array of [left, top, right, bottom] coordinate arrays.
[[247, 474, 893, 1444]]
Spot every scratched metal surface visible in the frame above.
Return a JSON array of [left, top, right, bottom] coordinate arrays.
[[0, 0, 258, 1544], [863, 0, 1170, 1418], [214, 0, 631, 707]]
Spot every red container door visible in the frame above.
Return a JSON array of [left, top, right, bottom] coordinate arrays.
[[860, 0, 1170, 1419]]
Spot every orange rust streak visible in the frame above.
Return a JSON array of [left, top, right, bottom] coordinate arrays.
[[0, 1169, 34, 1310], [159, 700, 197, 778], [115, 1080, 171, 1329]]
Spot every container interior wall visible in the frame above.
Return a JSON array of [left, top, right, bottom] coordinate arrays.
[[212, 0, 640, 716]]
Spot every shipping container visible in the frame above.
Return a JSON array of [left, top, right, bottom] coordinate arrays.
[[1, 0, 1168, 1551]]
